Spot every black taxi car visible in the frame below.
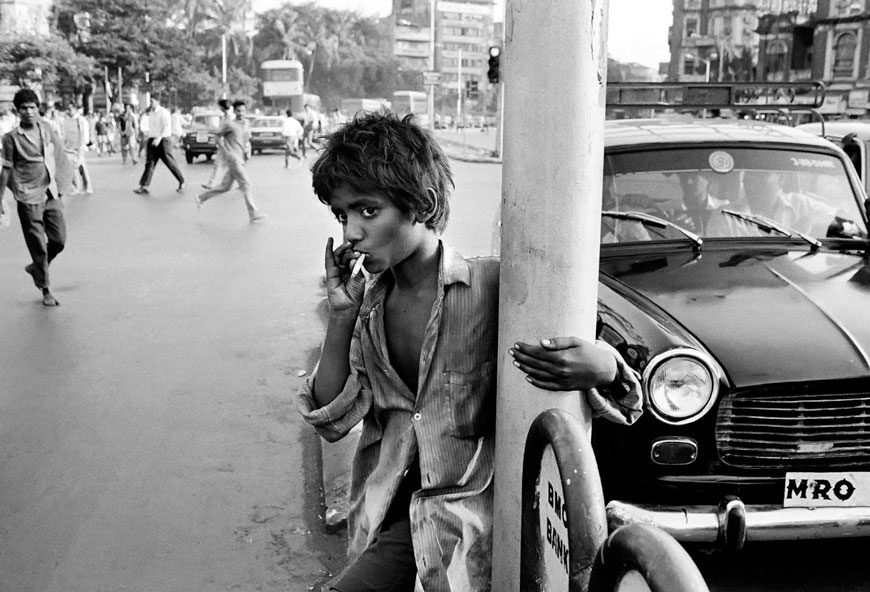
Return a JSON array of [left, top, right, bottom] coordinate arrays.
[[585, 83, 870, 550], [182, 111, 223, 163]]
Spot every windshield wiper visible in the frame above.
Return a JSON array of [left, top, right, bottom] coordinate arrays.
[[602, 210, 703, 250], [720, 209, 821, 250]]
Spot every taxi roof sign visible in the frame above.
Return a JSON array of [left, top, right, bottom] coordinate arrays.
[[606, 82, 825, 110]]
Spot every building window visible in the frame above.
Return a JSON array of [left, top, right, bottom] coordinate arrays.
[[684, 55, 695, 75], [684, 17, 699, 39], [767, 40, 789, 76], [684, 0, 701, 8], [835, 0, 864, 17], [833, 31, 857, 77]]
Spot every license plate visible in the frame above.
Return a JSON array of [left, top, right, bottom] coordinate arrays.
[[784, 472, 870, 507], [196, 132, 208, 142]]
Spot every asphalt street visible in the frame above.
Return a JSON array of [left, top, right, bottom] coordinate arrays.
[[0, 144, 502, 592], [2, 136, 869, 591]]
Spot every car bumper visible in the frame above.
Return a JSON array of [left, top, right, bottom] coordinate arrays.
[[251, 139, 284, 149], [607, 498, 870, 550]]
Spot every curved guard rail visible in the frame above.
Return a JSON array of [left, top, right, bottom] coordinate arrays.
[[588, 524, 710, 592], [520, 408, 608, 592]]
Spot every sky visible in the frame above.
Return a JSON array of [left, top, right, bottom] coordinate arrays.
[[250, 0, 673, 69]]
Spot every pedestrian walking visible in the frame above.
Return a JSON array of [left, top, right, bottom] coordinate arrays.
[[170, 106, 184, 148], [134, 96, 185, 194], [195, 99, 265, 222], [281, 108, 304, 167], [202, 99, 231, 189], [297, 112, 642, 591], [301, 103, 319, 151], [60, 101, 92, 194], [0, 89, 73, 307], [118, 103, 139, 165], [137, 106, 150, 159], [94, 111, 109, 156]]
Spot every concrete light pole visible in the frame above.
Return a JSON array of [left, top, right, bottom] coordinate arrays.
[[492, 0, 609, 590], [428, 0, 436, 130], [221, 33, 228, 99]]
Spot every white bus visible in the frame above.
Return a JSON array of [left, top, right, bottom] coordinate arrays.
[[261, 59, 304, 114], [391, 90, 428, 126]]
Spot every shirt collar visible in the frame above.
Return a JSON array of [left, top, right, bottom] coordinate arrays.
[[441, 242, 471, 287], [360, 240, 470, 318]]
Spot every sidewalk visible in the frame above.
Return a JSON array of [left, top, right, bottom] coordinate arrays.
[[436, 135, 502, 164]]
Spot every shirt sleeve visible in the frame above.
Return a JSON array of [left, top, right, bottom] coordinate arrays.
[[297, 320, 373, 442], [1, 132, 13, 168], [583, 340, 643, 425]]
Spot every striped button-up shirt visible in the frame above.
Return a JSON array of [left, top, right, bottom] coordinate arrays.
[[1, 120, 71, 204], [298, 243, 642, 591]]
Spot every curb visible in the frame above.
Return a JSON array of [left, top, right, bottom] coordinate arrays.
[[437, 138, 502, 164]]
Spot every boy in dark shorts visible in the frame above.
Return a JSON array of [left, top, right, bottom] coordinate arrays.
[[297, 112, 642, 591]]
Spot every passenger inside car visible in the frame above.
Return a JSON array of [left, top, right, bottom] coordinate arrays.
[[741, 169, 841, 236]]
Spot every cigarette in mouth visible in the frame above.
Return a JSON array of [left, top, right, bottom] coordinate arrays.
[[351, 253, 367, 277]]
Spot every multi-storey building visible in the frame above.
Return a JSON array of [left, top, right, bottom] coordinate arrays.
[[804, 0, 870, 115], [669, 1, 817, 83], [392, 0, 499, 116], [0, 0, 53, 105]]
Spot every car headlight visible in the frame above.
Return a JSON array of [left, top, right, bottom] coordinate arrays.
[[643, 349, 721, 425]]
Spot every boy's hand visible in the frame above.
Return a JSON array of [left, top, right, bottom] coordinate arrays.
[[324, 237, 366, 316], [509, 336, 617, 391]]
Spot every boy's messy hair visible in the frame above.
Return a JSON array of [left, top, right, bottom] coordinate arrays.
[[311, 111, 453, 234], [13, 89, 40, 109]]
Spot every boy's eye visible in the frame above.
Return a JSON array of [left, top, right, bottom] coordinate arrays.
[[361, 207, 378, 218], [333, 212, 348, 224]]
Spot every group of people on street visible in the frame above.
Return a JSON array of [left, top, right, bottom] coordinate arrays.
[[1, 87, 647, 591]]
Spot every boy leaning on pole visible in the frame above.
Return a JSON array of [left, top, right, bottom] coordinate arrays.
[[297, 111, 643, 592]]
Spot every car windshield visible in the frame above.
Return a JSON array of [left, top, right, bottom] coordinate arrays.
[[253, 118, 282, 128], [602, 147, 867, 243], [193, 115, 222, 129]]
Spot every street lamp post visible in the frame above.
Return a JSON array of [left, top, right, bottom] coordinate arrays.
[[221, 33, 227, 99], [428, 0, 435, 130]]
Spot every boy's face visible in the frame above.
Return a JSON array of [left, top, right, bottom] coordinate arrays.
[[17, 101, 40, 126], [329, 186, 429, 275]]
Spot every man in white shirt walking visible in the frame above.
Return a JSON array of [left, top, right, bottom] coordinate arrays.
[[281, 108, 304, 167], [134, 96, 185, 194]]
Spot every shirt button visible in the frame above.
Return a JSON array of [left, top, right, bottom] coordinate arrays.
[[413, 412, 422, 421]]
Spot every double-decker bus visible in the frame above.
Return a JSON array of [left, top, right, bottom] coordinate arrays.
[[261, 59, 304, 114], [391, 90, 428, 126]]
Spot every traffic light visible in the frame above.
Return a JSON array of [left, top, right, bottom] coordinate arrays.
[[487, 46, 501, 84]]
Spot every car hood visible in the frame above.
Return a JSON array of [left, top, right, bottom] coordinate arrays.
[[600, 243, 870, 388]]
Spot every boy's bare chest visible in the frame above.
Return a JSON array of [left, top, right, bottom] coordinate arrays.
[[384, 290, 437, 394]]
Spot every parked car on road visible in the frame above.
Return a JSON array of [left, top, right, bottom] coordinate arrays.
[[249, 115, 285, 154], [182, 112, 223, 163], [501, 83, 870, 550], [797, 120, 870, 200]]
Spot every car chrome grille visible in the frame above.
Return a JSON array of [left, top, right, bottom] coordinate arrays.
[[716, 390, 870, 469]]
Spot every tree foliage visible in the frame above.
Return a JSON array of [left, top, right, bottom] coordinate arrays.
[[7, 0, 424, 111], [0, 35, 95, 90]]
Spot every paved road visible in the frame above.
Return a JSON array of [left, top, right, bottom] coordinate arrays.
[[0, 146, 502, 592], [3, 140, 869, 591]]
